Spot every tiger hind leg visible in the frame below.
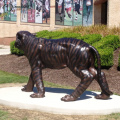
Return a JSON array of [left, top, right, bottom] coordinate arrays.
[[95, 71, 113, 99], [61, 69, 94, 102]]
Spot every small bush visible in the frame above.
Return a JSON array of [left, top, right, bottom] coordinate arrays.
[[36, 30, 82, 39], [36, 30, 50, 38], [10, 30, 120, 68], [92, 35, 120, 50], [36, 30, 64, 39], [98, 48, 114, 67], [82, 34, 102, 45], [10, 41, 24, 56]]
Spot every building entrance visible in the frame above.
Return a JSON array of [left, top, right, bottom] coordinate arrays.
[[101, 1, 107, 25]]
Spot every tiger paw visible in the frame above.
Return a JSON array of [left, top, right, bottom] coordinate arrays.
[[21, 85, 33, 92], [61, 94, 77, 102], [95, 93, 110, 100], [30, 93, 45, 98]]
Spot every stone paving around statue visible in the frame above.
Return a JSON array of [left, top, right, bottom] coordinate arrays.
[[0, 86, 120, 115]]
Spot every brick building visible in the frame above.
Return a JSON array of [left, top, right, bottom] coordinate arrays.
[[0, 0, 120, 45]]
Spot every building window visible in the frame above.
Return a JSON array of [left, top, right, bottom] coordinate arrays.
[[0, 0, 17, 21], [55, 0, 93, 26], [21, 0, 50, 24]]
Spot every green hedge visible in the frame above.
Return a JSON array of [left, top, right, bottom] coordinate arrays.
[[97, 48, 114, 67], [91, 35, 120, 67], [82, 34, 102, 45], [36, 30, 51, 38], [10, 30, 120, 68], [10, 41, 24, 56], [36, 30, 82, 39], [92, 35, 120, 50]]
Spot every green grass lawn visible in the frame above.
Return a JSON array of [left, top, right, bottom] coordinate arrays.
[[0, 70, 73, 89], [0, 71, 28, 84], [0, 110, 9, 120]]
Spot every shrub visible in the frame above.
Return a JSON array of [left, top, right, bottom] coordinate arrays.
[[36, 30, 64, 39], [92, 35, 120, 50], [36, 30, 82, 39], [10, 41, 24, 56], [97, 48, 114, 67], [36, 30, 50, 38], [36, 31, 102, 44], [47, 31, 65, 39], [10, 30, 119, 68], [82, 34, 102, 45]]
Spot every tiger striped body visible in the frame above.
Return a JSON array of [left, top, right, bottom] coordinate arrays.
[[15, 31, 113, 101], [39, 38, 90, 69]]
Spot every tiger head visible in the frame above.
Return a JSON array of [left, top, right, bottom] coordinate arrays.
[[15, 31, 35, 50]]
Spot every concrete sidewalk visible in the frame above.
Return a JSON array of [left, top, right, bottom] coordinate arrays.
[[0, 45, 11, 55], [0, 86, 120, 115]]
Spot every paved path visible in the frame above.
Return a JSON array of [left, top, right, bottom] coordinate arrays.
[[0, 86, 120, 115], [0, 45, 10, 55]]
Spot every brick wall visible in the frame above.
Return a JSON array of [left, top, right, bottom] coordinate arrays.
[[108, 0, 120, 27], [0, 0, 120, 45]]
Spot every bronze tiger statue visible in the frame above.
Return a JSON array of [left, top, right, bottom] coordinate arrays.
[[15, 31, 113, 102]]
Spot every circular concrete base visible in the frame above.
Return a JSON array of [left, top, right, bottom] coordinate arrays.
[[0, 87, 120, 115]]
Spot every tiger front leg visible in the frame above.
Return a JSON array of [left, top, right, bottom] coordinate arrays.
[[30, 67, 45, 98], [21, 73, 34, 92]]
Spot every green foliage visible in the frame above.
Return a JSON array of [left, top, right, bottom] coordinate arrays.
[[97, 48, 114, 67], [0, 71, 28, 84], [92, 35, 120, 50], [36, 30, 116, 67], [91, 35, 119, 67], [36, 30, 82, 39], [100, 113, 120, 120], [82, 34, 102, 45], [0, 70, 73, 89], [0, 110, 9, 120], [10, 30, 120, 68], [10, 41, 24, 56], [36, 30, 50, 38]]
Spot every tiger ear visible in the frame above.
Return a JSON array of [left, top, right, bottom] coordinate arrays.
[[22, 34, 26, 40]]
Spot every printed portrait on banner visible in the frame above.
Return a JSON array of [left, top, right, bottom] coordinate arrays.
[[42, 0, 50, 24], [10, 0, 17, 21], [4, 0, 11, 21], [0, 0, 4, 20], [35, 0, 42, 23], [55, 0, 64, 25], [27, 0, 35, 23], [83, 0, 93, 26], [73, 0, 83, 26], [64, 0, 73, 26], [21, 0, 28, 22]]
